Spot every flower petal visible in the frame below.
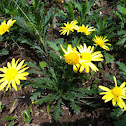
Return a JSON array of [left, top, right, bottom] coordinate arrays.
[[0, 80, 8, 91], [99, 85, 111, 91]]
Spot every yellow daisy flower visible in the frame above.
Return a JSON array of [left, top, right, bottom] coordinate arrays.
[[60, 44, 80, 73], [0, 18, 16, 35], [92, 35, 111, 51], [77, 25, 96, 35], [0, 58, 29, 91], [99, 76, 126, 110], [77, 43, 103, 73], [60, 20, 78, 36]]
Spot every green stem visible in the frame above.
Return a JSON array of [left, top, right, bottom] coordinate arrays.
[[9, 98, 17, 114], [12, 0, 46, 53], [76, 36, 82, 47]]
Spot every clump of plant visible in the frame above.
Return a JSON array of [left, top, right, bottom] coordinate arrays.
[[0, 0, 126, 125]]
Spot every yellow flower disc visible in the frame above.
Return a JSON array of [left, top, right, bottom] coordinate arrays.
[[65, 52, 79, 65], [111, 87, 122, 97], [5, 68, 17, 80], [79, 27, 88, 33], [80, 52, 91, 62], [95, 38, 104, 46]]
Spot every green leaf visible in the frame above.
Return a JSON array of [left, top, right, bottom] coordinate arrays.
[[31, 91, 41, 102], [49, 67, 58, 83], [110, 108, 124, 118], [63, 91, 76, 101], [122, 7, 126, 15], [116, 38, 126, 45], [21, 0, 27, 7], [118, 30, 126, 35], [47, 40, 60, 52], [81, 2, 87, 19], [105, 73, 113, 81], [71, 0, 82, 12], [79, 99, 98, 107], [47, 103, 50, 116], [0, 48, 9, 56], [64, 2, 74, 20], [8, 121, 14, 126], [31, 0, 35, 7], [86, 0, 95, 14], [53, 99, 64, 120], [2, 115, 17, 121], [0, 36, 3, 41], [43, 7, 54, 27], [23, 110, 32, 124], [32, 77, 56, 90], [104, 52, 115, 64], [39, 61, 47, 69], [36, 94, 56, 105], [98, 62, 103, 69], [71, 101, 80, 114], [14, 16, 26, 29], [116, 61, 126, 75], [26, 61, 40, 70], [112, 11, 123, 21], [115, 114, 126, 126]]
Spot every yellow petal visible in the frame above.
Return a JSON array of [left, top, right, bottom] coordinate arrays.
[[18, 67, 29, 73], [17, 76, 27, 80], [73, 65, 78, 73], [99, 92, 108, 95], [12, 80, 17, 91], [7, 62, 11, 68], [15, 78, 20, 85], [99, 85, 111, 91], [0, 74, 5, 77], [0, 80, 8, 91], [60, 44, 67, 54], [113, 76, 117, 87], [16, 60, 25, 70], [117, 100, 123, 109], [88, 62, 99, 72], [112, 96, 117, 106], [17, 72, 29, 77], [120, 82, 126, 89], [6, 80, 11, 91], [103, 94, 113, 103], [85, 64, 89, 73], [79, 66, 84, 73], [12, 58, 16, 68], [15, 59, 20, 67], [0, 78, 6, 83]]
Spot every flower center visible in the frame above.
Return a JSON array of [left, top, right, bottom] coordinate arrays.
[[65, 52, 79, 65], [66, 24, 72, 30], [111, 87, 122, 97], [96, 38, 104, 46], [80, 52, 91, 62], [5, 68, 17, 80]]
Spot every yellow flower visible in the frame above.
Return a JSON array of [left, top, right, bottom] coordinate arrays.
[[99, 76, 126, 110], [77, 25, 96, 35], [77, 43, 103, 73], [0, 58, 29, 91], [92, 35, 111, 51], [60, 44, 80, 73], [60, 20, 78, 36], [0, 18, 16, 35]]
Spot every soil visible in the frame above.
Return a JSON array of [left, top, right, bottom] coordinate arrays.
[[0, 0, 125, 126]]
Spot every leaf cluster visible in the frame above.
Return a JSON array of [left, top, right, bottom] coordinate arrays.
[[25, 49, 99, 120]]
